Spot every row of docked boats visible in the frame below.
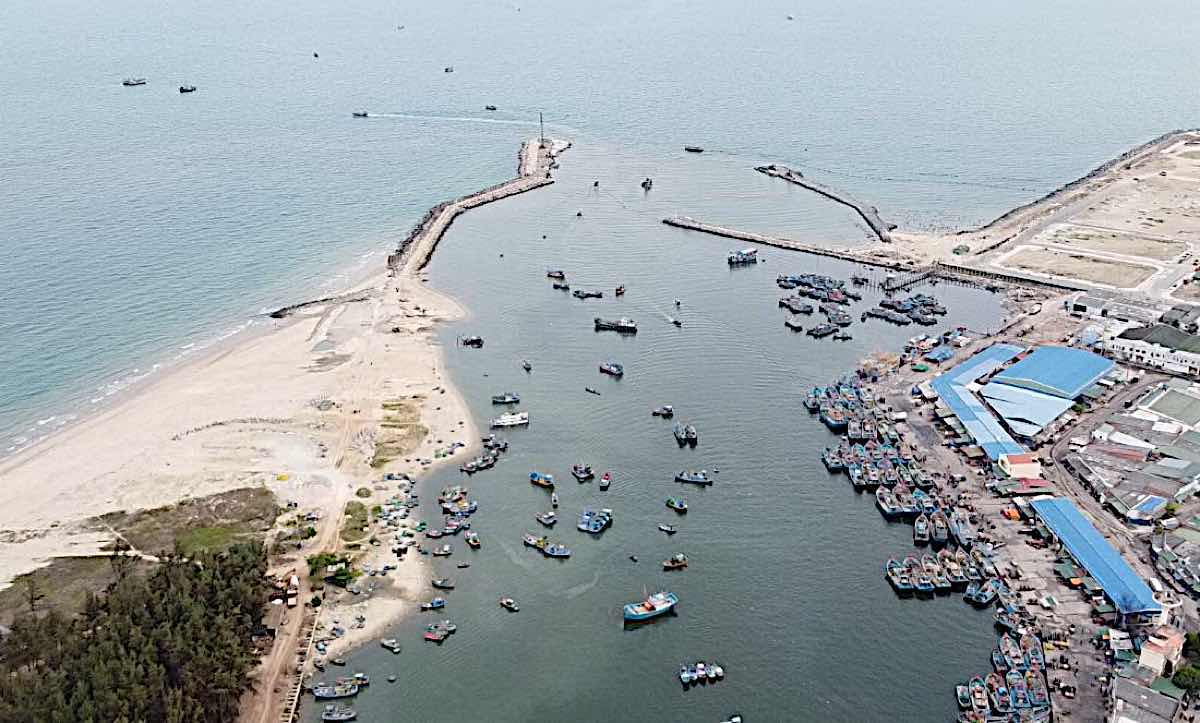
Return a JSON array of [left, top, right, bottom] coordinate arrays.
[[884, 548, 999, 598], [672, 421, 698, 446], [776, 273, 861, 304], [523, 532, 572, 558], [678, 659, 725, 685]]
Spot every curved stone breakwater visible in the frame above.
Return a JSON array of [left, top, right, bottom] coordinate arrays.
[[756, 163, 896, 243], [389, 139, 571, 274]]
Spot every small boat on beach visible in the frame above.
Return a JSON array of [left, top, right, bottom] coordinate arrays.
[[622, 590, 678, 621], [662, 553, 688, 570], [674, 470, 711, 485], [490, 411, 529, 428], [594, 317, 638, 333], [599, 361, 624, 377], [431, 578, 454, 590], [652, 405, 675, 418], [491, 392, 520, 404], [499, 597, 520, 612], [459, 454, 496, 474], [665, 497, 688, 513], [571, 464, 595, 481], [529, 471, 555, 488], [658, 523, 677, 535]]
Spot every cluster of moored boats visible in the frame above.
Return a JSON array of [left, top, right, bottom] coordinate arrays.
[[955, 632, 1051, 721], [883, 547, 1002, 602], [862, 293, 947, 327], [777, 274, 865, 339], [677, 659, 726, 686]]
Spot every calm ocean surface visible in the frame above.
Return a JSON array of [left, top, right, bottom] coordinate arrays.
[[3, 1, 1199, 718]]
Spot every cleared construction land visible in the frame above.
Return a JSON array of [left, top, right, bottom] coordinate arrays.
[[1000, 246, 1157, 288]]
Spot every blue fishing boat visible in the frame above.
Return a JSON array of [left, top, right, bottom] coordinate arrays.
[[578, 508, 613, 534], [822, 448, 844, 472], [529, 471, 554, 488], [885, 558, 913, 593], [542, 543, 571, 558], [1007, 669, 1030, 708], [665, 497, 688, 513], [1020, 633, 1045, 668], [420, 597, 446, 611], [913, 513, 931, 545], [675, 470, 711, 485], [987, 671, 1012, 713], [622, 591, 678, 621]]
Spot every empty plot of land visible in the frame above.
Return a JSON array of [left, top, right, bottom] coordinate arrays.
[[1035, 223, 1185, 261], [1000, 247, 1157, 288]]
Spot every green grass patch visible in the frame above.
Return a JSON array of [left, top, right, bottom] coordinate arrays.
[[341, 501, 370, 542]]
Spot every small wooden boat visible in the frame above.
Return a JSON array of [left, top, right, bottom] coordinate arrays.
[[622, 590, 677, 621], [674, 470, 710, 485], [522, 360, 532, 372], [666, 497, 688, 513], [122, 77, 147, 86], [491, 392, 520, 404], [431, 578, 454, 590], [420, 597, 447, 611], [658, 523, 677, 535], [460, 335, 484, 347], [599, 472, 611, 490], [529, 471, 554, 488], [662, 553, 688, 570], [536, 511, 557, 527], [684, 146, 704, 153], [552, 282, 570, 290], [351, 111, 368, 118], [585, 387, 600, 395], [546, 269, 566, 279], [615, 285, 626, 296], [499, 597, 520, 612], [571, 464, 594, 482], [652, 405, 675, 418], [322, 704, 358, 721], [178, 84, 197, 93], [485, 104, 498, 111]]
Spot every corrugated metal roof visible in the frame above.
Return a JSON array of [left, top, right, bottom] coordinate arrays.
[[1147, 388, 1200, 427], [930, 344, 1025, 461], [992, 346, 1116, 399], [981, 382, 1074, 434], [1031, 497, 1161, 615]]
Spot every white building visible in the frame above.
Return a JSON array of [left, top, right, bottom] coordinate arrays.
[[1105, 325, 1200, 377]]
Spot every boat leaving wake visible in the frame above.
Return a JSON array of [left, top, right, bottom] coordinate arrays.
[[563, 570, 601, 599], [366, 112, 534, 127]]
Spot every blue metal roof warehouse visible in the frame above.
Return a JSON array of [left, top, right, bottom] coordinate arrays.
[[991, 346, 1114, 399], [930, 344, 1025, 460], [1030, 497, 1160, 615]]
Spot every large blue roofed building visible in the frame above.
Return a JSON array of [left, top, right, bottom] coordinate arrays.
[[991, 346, 1115, 399], [1030, 497, 1160, 616], [930, 344, 1025, 460]]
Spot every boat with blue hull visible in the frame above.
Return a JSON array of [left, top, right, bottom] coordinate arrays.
[[578, 508, 613, 534], [623, 591, 678, 621]]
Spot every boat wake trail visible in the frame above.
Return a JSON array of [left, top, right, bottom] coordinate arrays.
[[563, 570, 601, 599], [368, 112, 535, 127]]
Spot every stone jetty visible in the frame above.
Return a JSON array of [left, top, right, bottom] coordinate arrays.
[[756, 164, 896, 243]]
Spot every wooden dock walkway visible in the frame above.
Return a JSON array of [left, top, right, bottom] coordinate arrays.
[[756, 164, 896, 243]]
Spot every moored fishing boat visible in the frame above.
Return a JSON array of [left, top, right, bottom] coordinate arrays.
[[594, 317, 638, 333], [622, 590, 678, 621], [666, 497, 688, 513], [420, 597, 446, 611], [658, 523, 677, 534], [499, 597, 520, 612], [465, 531, 481, 549], [885, 558, 913, 593], [313, 683, 358, 700], [930, 510, 950, 545], [913, 513, 931, 545], [987, 671, 1012, 713], [431, 543, 453, 556], [599, 361, 624, 377], [542, 542, 571, 558], [529, 471, 555, 488], [1025, 670, 1049, 707], [1020, 633, 1045, 668], [459, 454, 496, 474], [536, 511, 557, 527], [727, 248, 758, 265], [652, 404, 675, 418], [573, 288, 604, 299], [523, 532, 546, 549], [490, 411, 530, 428], [672, 422, 698, 446], [571, 464, 594, 481], [955, 684, 971, 710], [674, 469, 711, 485], [662, 553, 688, 570], [321, 704, 357, 721], [821, 447, 844, 471], [969, 676, 989, 714], [577, 507, 613, 534], [599, 471, 611, 489], [1007, 669, 1030, 709], [491, 392, 520, 404]]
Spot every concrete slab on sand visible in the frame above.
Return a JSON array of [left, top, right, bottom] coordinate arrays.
[[999, 247, 1157, 288], [1032, 222, 1186, 262]]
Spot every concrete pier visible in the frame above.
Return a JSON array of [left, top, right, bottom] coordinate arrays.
[[389, 139, 569, 273], [756, 164, 896, 243]]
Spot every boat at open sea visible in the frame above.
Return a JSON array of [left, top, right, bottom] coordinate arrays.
[[599, 361, 624, 377], [623, 591, 678, 621], [529, 471, 555, 488], [594, 317, 638, 333], [673, 422, 698, 446], [674, 470, 710, 485], [490, 411, 529, 428], [666, 497, 688, 513]]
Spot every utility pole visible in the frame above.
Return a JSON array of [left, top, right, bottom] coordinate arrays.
[[539, 112, 545, 148]]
